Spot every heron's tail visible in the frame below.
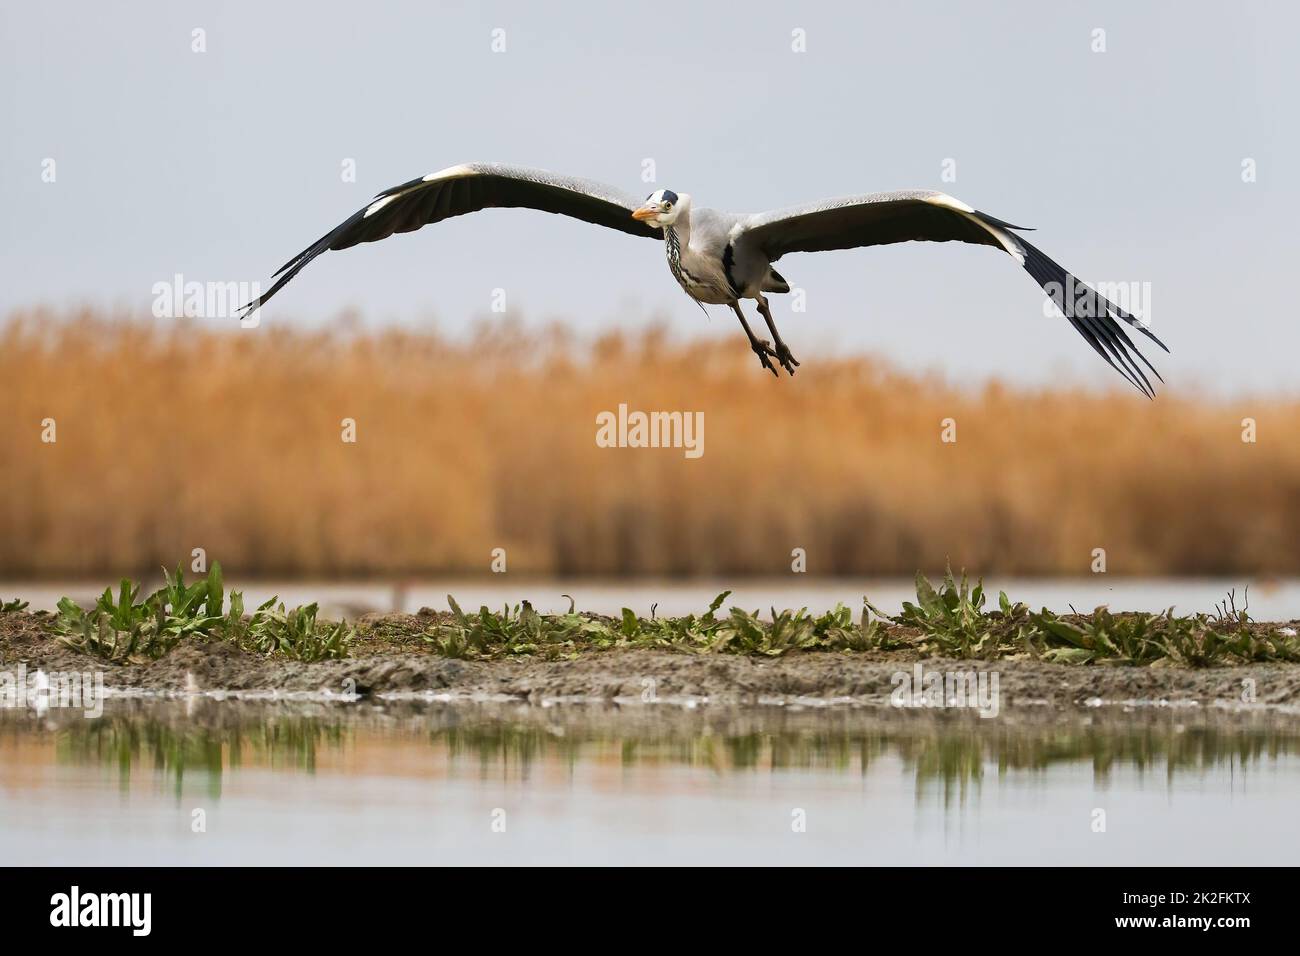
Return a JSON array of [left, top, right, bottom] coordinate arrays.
[[761, 268, 790, 294]]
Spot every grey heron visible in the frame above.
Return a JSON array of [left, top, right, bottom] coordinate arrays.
[[238, 162, 1167, 395]]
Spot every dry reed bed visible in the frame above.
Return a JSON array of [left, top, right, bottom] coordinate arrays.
[[1, 309, 1295, 577]]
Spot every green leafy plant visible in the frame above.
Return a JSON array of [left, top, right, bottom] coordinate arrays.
[[423, 591, 903, 660], [884, 567, 1031, 658], [55, 576, 170, 661], [425, 596, 616, 660], [242, 601, 352, 662], [35, 569, 1300, 668], [1031, 607, 1168, 665], [52, 563, 352, 663], [1029, 588, 1300, 667]]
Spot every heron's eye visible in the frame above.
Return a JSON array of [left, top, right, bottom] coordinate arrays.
[[663, 202, 673, 210]]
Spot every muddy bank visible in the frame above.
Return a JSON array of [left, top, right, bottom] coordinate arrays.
[[3, 611, 1299, 710]]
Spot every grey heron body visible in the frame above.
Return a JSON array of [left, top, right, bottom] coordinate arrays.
[[632, 190, 799, 374], [239, 162, 1168, 395]]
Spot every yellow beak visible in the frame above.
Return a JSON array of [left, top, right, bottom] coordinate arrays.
[[631, 206, 659, 222]]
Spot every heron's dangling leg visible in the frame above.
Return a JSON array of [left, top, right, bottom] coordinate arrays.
[[730, 301, 779, 378], [755, 295, 799, 375]]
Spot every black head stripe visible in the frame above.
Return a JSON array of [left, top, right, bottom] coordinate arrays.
[[661, 190, 679, 204]]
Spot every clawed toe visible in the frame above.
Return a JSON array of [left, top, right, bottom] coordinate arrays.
[[774, 344, 799, 375], [751, 340, 779, 377], [755, 338, 799, 377]]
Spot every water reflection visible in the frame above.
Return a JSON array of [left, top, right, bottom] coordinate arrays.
[[3, 699, 1295, 806]]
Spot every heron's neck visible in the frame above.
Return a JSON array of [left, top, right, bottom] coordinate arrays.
[[664, 209, 690, 249]]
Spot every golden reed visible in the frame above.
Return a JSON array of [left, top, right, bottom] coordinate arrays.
[[1, 309, 1293, 578]]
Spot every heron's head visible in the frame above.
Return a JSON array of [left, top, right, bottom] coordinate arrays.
[[632, 189, 687, 228]]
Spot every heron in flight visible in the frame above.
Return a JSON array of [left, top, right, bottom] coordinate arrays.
[[239, 162, 1167, 395]]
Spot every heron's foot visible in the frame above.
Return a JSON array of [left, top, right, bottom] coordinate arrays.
[[750, 338, 779, 378], [774, 342, 800, 375]]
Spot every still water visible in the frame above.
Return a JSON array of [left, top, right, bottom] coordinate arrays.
[[2, 699, 1295, 865]]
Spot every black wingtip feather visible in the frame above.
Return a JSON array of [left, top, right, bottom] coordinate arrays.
[[1016, 237, 1167, 397], [975, 209, 1035, 232], [1132, 320, 1171, 354]]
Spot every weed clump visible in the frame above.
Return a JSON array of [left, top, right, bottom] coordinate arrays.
[[52, 565, 352, 663], [879, 569, 1300, 667], [426, 590, 921, 661], [422, 571, 1300, 666], [34, 568, 1300, 667]]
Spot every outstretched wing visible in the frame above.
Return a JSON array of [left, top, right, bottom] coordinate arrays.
[[740, 190, 1169, 397], [238, 163, 660, 319]]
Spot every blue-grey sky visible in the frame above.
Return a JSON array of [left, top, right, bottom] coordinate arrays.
[[2, 1, 1294, 393]]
